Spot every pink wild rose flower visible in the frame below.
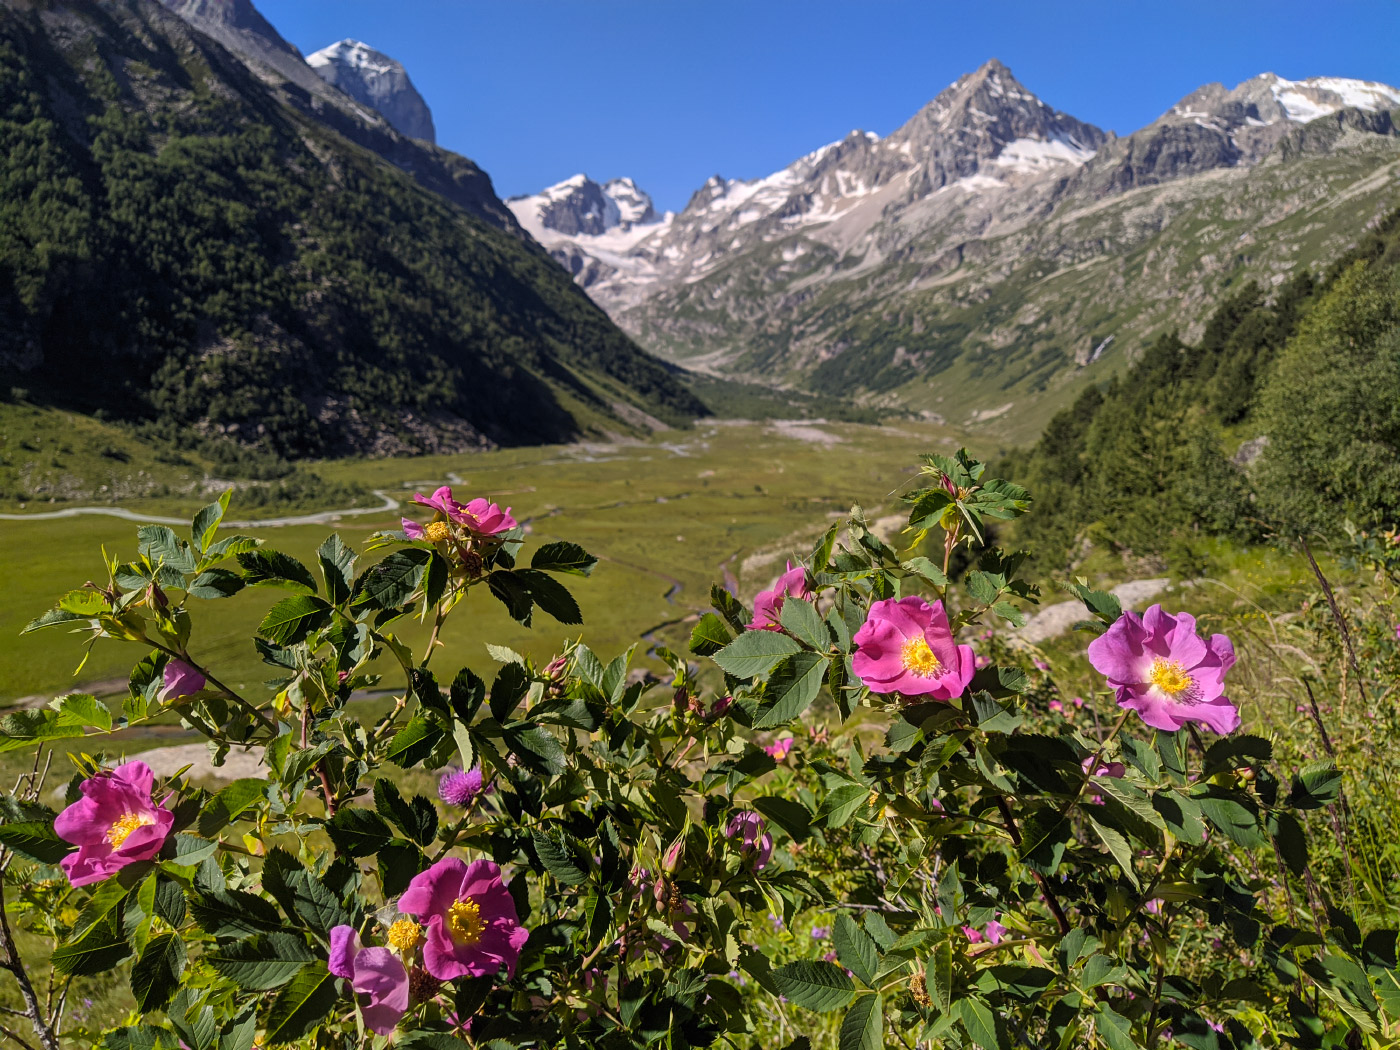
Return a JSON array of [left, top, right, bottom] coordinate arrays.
[[157, 658, 205, 702], [54, 761, 174, 887], [1087, 605, 1239, 734], [852, 597, 976, 700], [397, 858, 528, 981], [402, 486, 516, 541], [747, 562, 813, 631], [1081, 756, 1127, 779], [328, 926, 409, 1034], [764, 735, 794, 762], [456, 497, 517, 538]]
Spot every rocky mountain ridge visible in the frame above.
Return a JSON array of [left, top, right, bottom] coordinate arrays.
[[307, 38, 436, 143], [517, 61, 1400, 438]]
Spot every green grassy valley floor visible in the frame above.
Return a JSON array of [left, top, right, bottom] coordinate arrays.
[[2, 418, 966, 705]]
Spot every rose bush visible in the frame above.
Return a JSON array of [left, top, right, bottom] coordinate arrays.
[[0, 452, 1393, 1049]]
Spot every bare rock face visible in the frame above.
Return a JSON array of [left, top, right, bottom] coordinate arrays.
[[507, 175, 671, 291], [1075, 73, 1400, 195], [507, 60, 1112, 313], [307, 39, 436, 144]]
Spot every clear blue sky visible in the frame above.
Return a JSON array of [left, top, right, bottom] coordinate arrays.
[[260, 0, 1400, 213]]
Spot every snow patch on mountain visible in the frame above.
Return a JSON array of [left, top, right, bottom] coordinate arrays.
[[306, 39, 436, 143], [994, 135, 1097, 172], [1268, 74, 1400, 122]]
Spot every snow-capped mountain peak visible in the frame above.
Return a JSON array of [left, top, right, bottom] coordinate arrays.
[[306, 39, 436, 143], [508, 175, 665, 239], [602, 177, 658, 226]]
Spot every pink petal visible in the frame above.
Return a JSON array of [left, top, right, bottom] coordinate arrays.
[[328, 925, 361, 979], [1207, 633, 1236, 673], [747, 590, 783, 631], [775, 562, 812, 601], [414, 487, 458, 516], [108, 761, 156, 797], [352, 947, 409, 1034], [158, 661, 206, 702], [1087, 611, 1150, 685], [1161, 610, 1208, 667], [918, 599, 961, 674], [401, 518, 426, 540], [1191, 696, 1241, 735], [398, 856, 469, 920], [1117, 688, 1187, 732], [54, 797, 112, 847]]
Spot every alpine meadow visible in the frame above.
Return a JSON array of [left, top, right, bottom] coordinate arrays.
[[3, 2, 1400, 1049]]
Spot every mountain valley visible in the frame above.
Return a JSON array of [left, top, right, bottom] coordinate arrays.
[[513, 62, 1400, 438]]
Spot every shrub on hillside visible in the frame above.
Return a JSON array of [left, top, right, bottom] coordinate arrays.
[[1, 453, 1393, 1048]]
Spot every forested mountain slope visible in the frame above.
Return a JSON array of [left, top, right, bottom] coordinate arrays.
[[0, 0, 704, 459], [1003, 209, 1400, 570]]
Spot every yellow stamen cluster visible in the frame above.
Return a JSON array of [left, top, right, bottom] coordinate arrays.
[[1148, 658, 1194, 698], [424, 521, 453, 544], [386, 918, 423, 954], [900, 637, 942, 678], [446, 897, 485, 947], [108, 812, 154, 849]]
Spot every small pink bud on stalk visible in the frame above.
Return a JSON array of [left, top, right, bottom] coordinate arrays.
[[660, 830, 685, 875]]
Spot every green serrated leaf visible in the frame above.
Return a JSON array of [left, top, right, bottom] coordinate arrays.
[[262, 963, 338, 1043], [317, 534, 357, 606], [689, 612, 732, 656], [325, 808, 394, 858], [197, 779, 266, 838], [772, 960, 855, 1012], [130, 933, 186, 1011], [0, 819, 71, 863], [257, 594, 331, 645], [955, 998, 1008, 1050], [237, 549, 318, 593], [208, 932, 316, 990], [753, 796, 812, 843], [713, 630, 802, 678], [531, 828, 589, 885], [530, 541, 597, 576], [779, 598, 828, 650], [838, 993, 883, 1050], [753, 652, 828, 729], [354, 548, 432, 611], [833, 914, 880, 987], [52, 917, 130, 976], [191, 490, 231, 552], [387, 716, 444, 769]]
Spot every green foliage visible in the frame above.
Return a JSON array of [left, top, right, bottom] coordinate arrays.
[[1007, 207, 1400, 570], [1255, 262, 1400, 535], [8, 446, 1400, 1049]]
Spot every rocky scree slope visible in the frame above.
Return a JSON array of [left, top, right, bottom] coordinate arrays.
[[519, 61, 1400, 441], [0, 0, 705, 458]]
